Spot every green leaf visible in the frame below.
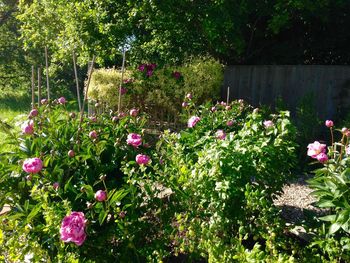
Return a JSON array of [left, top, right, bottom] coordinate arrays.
[[98, 210, 107, 225], [318, 200, 335, 208], [329, 222, 341, 235], [108, 189, 128, 207], [26, 203, 42, 223], [319, 214, 336, 222]]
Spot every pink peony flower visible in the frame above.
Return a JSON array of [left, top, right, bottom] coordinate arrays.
[[316, 153, 328, 163], [325, 120, 334, 128], [89, 116, 97, 122], [68, 150, 75, 158], [89, 130, 97, 139], [138, 64, 146, 72], [146, 70, 153, 77], [127, 133, 142, 147], [95, 190, 107, 202], [58, 97, 66, 104], [29, 109, 39, 117], [186, 93, 192, 100], [187, 116, 200, 128], [118, 112, 126, 119], [130, 108, 139, 117], [226, 120, 234, 127], [21, 122, 34, 135], [22, 158, 43, 174], [307, 141, 327, 158], [53, 182, 60, 190], [216, 130, 226, 140], [120, 86, 127, 95], [263, 120, 274, 128], [60, 212, 87, 246], [123, 78, 133, 84], [136, 154, 150, 165], [41, 98, 48, 105], [172, 71, 181, 79], [346, 146, 350, 155], [182, 102, 188, 108]]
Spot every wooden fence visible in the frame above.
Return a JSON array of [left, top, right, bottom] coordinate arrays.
[[222, 65, 350, 119]]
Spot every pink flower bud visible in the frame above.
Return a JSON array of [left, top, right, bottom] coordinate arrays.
[[41, 99, 48, 105], [316, 153, 328, 163], [29, 109, 39, 117], [187, 116, 200, 128], [22, 158, 43, 174], [68, 150, 75, 158], [53, 182, 60, 190], [127, 133, 142, 147], [120, 87, 127, 95], [220, 101, 227, 106], [130, 108, 139, 117], [89, 116, 97, 122], [225, 105, 231, 110], [186, 93, 192, 100], [112, 116, 118, 122], [21, 122, 34, 135], [182, 102, 188, 108], [216, 130, 226, 140], [58, 97, 66, 104], [342, 127, 348, 134], [226, 120, 234, 127], [263, 120, 274, 128], [95, 190, 107, 202], [89, 130, 97, 139], [325, 120, 334, 128], [136, 154, 150, 165], [211, 106, 216, 112], [118, 112, 126, 119]]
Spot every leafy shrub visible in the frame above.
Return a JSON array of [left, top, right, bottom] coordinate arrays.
[[87, 57, 223, 120], [124, 100, 298, 262]]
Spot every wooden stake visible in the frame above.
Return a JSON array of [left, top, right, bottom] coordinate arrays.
[[227, 86, 230, 105], [77, 55, 96, 142], [45, 46, 50, 100], [73, 51, 82, 112], [31, 66, 35, 109], [118, 48, 126, 114], [37, 67, 41, 107]]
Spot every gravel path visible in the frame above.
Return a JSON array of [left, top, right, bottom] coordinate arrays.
[[273, 177, 327, 223]]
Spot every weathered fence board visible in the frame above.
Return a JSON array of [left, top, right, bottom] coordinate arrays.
[[223, 65, 350, 119]]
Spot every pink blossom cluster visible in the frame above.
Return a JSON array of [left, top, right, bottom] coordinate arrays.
[[60, 212, 87, 246]]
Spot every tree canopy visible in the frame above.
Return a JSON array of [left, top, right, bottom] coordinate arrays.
[[15, 0, 350, 66]]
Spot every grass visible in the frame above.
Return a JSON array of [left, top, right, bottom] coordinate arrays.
[[0, 89, 31, 151]]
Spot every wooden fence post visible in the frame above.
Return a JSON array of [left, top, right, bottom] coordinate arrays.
[[37, 67, 41, 107], [45, 46, 50, 100], [31, 66, 35, 109]]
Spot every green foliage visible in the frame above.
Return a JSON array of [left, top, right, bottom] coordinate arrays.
[[16, 0, 350, 65], [0, 99, 156, 262], [307, 125, 350, 261]]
